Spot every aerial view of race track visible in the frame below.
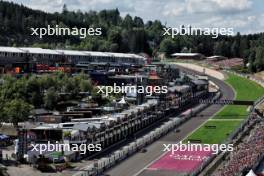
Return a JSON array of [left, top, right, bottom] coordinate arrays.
[[0, 1, 264, 176]]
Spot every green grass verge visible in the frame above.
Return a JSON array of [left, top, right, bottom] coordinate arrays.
[[47, 151, 63, 159], [185, 73, 264, 144], [214, 73, 264, 119], [185, 120, 243, 144]]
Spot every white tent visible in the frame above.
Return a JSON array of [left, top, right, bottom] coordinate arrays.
[[246, 170, 257, 176], [118, 96, 127, 104], [70, 130, 80, 137]]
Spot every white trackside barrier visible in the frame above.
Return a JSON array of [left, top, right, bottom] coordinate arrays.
[[169, 122, 173, 128], [162, 126, 166, 133], [118, 149, 124, 160], [123, 146, 129, 155], [142, 136, 147, 145], [156, 127, 162, 137], [141, 137, 146, 146], [164, 126, 169, 133], [146, 134, 151, 143], [94, 159, 103, 171], [114, 150, 121, 161], [99, 158, 105, 170], [150, 131, 155, 141], [120, 150, 126, 160], [128, 142, 136, 154], [136, 138, 144, 147], [86, 165, 94, 175], [78, 170, 89, 176], [101, 157, 109, 169], [160, 127, 164, 134], [109, 154, 115, 166]]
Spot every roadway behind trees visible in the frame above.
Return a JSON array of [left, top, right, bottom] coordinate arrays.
[[173, 62, 225, 80]]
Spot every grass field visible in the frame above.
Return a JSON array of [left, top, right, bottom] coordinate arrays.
[[186, 120, 243, 144], [214, 74, 264, 119], [185, 73, 264, 144]]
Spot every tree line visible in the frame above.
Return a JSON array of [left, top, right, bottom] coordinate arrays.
[[160, 33, 264, 72], [0, 1, 263, 72], [0, 72, 95, 126]]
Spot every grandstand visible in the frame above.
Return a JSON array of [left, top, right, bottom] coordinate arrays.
[[214, 117, 264, 176], [171, 53, 204, 60], [210, 58, 244, 69]]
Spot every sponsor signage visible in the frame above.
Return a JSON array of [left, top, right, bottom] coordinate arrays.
[[199, 99, 254, 105]]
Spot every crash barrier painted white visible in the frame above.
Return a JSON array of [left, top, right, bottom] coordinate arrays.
[[74, 93, 221, 176]]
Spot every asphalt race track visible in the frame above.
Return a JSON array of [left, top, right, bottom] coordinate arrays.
[[105, 67, 234, 176]]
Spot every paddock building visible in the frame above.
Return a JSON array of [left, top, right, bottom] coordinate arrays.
[[0, 46, 147, 73]]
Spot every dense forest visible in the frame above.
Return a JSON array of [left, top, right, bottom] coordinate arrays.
[[0, 72, 107, 126], [0, 0, 264, 72]]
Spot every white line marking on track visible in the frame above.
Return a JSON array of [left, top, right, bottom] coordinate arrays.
[[208, 119, 244, 121]]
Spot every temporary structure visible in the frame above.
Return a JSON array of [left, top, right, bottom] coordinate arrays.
[[246, 170, 257, 176], [118, 96, 127, 105]]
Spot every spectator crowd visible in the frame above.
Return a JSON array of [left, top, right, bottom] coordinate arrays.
[[214, 118, 264, 176]]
